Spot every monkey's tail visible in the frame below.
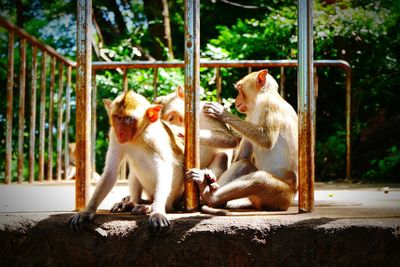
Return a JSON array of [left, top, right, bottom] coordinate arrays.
[[200, 205, 231, 216]]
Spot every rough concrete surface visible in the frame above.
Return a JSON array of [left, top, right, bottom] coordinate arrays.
[[0, 184, 399, 266]]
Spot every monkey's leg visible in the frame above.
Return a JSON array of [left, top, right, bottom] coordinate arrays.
[[110, 170, 142, 213], [217, 159, 257, 186], [205, 170, 295, 211], [186, 159, 256, 202], [207, 151, 228, 179]]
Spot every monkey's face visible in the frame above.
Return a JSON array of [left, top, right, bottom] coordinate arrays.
[[154, 89, 184, 126], [235, 87, 248, 113], [112, 114, 138, 144]]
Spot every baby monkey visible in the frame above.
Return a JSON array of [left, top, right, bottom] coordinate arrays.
[[68, 90, 185, 233]]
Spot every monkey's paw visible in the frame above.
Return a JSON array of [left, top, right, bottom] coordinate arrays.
[[131, 204, 152, 215], [186, 168, 219, 197], [110, 199, 135, 213], [67, 211, 95, 232], [148, 212, 171, 234]]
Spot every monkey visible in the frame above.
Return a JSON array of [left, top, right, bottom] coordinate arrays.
[[186, 69, 298, 213], [154, 85, 240, 176], [110, 85, 240, 213], [68, 90, 185, 233]]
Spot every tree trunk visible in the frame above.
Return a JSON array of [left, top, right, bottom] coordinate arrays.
[[143, 0, 174, 60]]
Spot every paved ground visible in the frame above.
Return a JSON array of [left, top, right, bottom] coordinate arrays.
[[0, 181, 399, 213], [0, 182, 399, 266]]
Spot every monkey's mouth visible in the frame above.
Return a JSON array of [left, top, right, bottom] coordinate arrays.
[[236, 103, 246, 113]]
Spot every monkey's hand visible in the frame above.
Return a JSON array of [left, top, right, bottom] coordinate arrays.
[[110, 198, 135, 213], [149, 212, 171, 234], [186, 168, 208, 195], [186, 169, 220, 204], [67, 211, 95, 232], [131, 204, 152, 215], [203, 102, 228, 121]]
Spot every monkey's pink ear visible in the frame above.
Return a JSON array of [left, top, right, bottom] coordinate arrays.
[[256, 69, 268, 90], [103, 99, 112, 113], [147, 104, 163, 123], [176, 85, 184, 99]]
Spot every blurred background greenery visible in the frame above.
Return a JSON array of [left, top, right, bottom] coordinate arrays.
[[0, 0, 399, 183]]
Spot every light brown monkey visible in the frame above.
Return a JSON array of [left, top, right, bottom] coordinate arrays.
[[68, 90, 185, 233], [110, 85, 240, 213], [187, 69, 298, 212], [155, 85, 240, 176]]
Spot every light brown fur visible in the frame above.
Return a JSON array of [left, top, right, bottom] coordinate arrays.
[[188, 69, 298, 213], [68, 91, 184, 233]]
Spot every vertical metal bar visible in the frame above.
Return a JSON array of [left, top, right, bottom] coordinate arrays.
[[153, 67, 158, 100], [91, 70, 97, 174], [5, 31, 15, 184], [76, 0, 92, 210], [279, 66, 286, 98], [64, 66, 72, 180], [313, 67, 318, 98], [345, 68, 352, 179], [216, 67, 222, 103], [29, 46, 38, 183], [17, 38, 27, 184], [297, 0, 314, 213], [122, 68, 128, 92], [56, 63, 64, 181], [184, 0, 200, 211], [248, 67, 252, 74], [47, 57, 56, 181], [38, 52, 47, 182]]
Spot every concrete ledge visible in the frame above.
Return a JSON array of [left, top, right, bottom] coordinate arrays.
[[1, 207, 399, 267]]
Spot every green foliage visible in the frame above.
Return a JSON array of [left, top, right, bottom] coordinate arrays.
[[365, 146, 400, 182]]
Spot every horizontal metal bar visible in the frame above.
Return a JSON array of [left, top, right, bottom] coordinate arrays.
[[92, 59, 351, 70], [0, 16, 75, 67]]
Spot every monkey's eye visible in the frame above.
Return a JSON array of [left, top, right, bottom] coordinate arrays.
[[122, 116, 136, 125], [113, 115, 136, 125]]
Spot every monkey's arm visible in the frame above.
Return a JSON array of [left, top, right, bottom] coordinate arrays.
[[233, 139, 253, 162], [68, 135, 123, 230], [203, 102, 280, 150], [199, 128, 240, 148], [199, 116, 240, 148]]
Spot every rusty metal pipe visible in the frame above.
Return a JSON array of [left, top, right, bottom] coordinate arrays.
[[216, 67, 222, 103], [47, 57, 56, 181], [17, 38, 27, 184], [29, 46, 38, 183], [297, 0, 315, 213], [5, 31, 14, 184], [38, 52, 47, 182], [345, 68, 352, 179], [56, 63, 64, 181], [184, 0, 200, 211], [64, 66, 72, 180], [92, 59, 349, 69], [0, 17, 75, 67], [279, 66, 285, 98], [91, 70, 97, 174], [153, 67, 158, 100], [75, 0, 92, 210], [122, 68, 128, 92]]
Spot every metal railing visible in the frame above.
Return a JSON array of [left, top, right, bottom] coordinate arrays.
[[1, 17, 75, 184], [91, 59, 352, 180], [1, 17, 352, 190]]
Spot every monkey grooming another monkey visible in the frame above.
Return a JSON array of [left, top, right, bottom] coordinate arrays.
[[155, 85, 240, 176], [187, 69, 298, 212], [68, 90, 185, 233], [110, 85, 240, 213]]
